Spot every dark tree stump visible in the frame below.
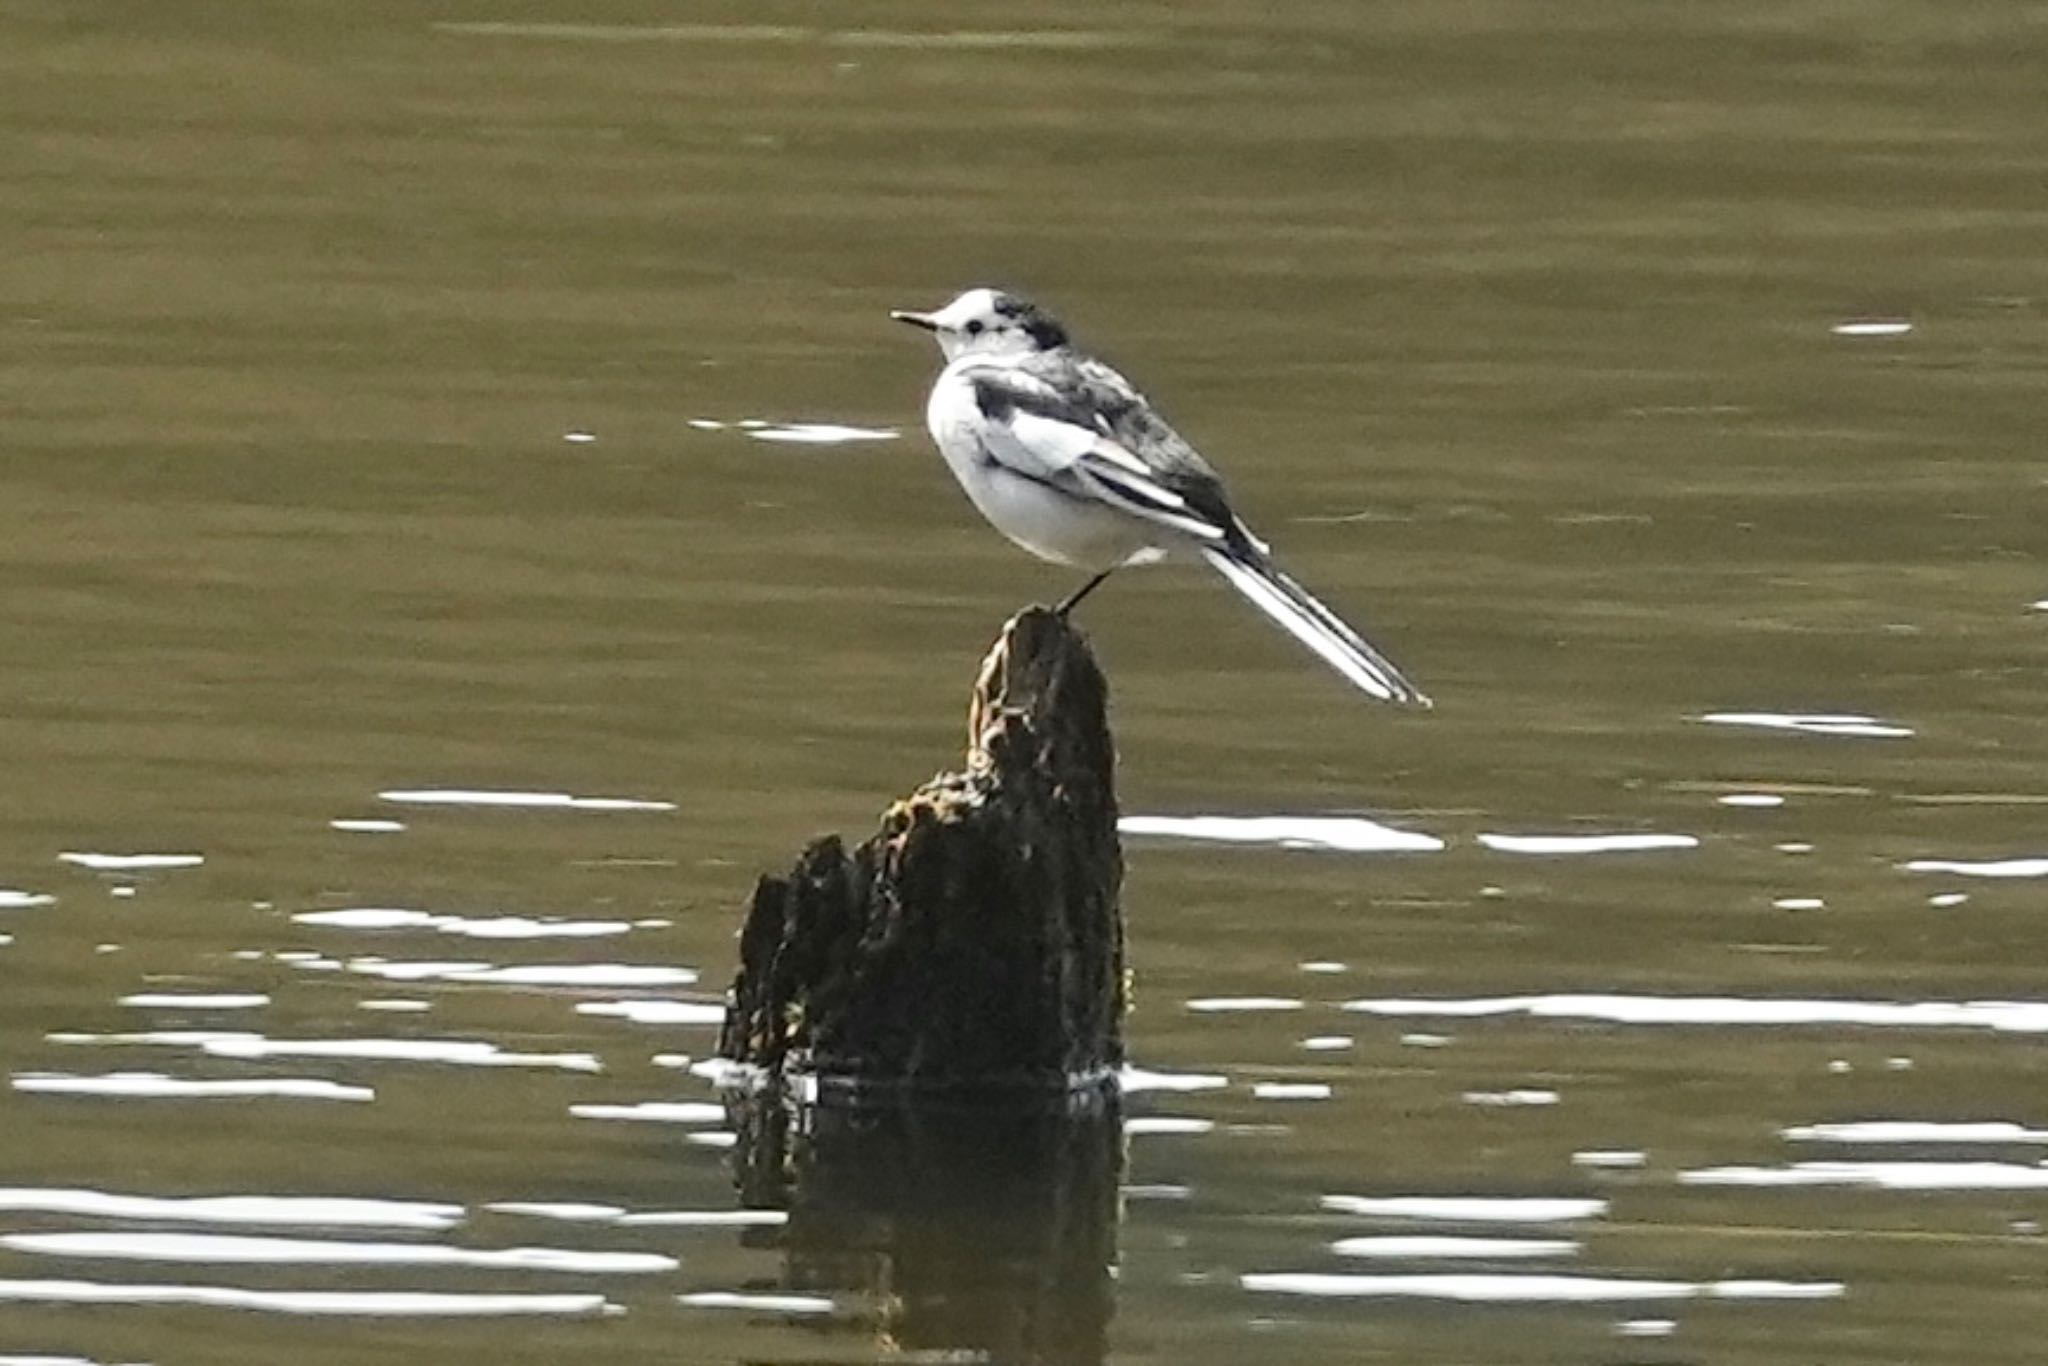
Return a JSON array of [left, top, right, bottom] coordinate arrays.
[[717, 607, 1125, 1090]]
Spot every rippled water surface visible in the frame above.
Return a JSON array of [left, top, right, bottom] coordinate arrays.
[[4, 4, 2047, 1363]]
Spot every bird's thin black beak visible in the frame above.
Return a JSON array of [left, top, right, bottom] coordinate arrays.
[[890, 309, 939, 332]]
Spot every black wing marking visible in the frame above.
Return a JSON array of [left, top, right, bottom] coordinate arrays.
[[964, 361, 1247, 546]]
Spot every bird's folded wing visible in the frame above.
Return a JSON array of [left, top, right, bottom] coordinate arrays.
[[963, 369, 1227, 543]]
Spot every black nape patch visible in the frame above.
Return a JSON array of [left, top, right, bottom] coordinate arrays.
[[992, 293, 1070, 350], [1022, 315, 1069, 349]]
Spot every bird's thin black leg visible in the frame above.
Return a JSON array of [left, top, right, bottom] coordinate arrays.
[[1056, 569, 1114, 616]]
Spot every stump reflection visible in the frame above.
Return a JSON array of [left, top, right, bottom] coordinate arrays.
[[729, 1085, 1123, 1366]]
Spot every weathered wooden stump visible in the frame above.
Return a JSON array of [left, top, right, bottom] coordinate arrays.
[[717, 606, 1125, 1090]]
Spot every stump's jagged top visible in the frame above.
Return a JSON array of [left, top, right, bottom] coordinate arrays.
[[719, 608, 1125, 1091]]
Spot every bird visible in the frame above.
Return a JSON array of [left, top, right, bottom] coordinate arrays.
[[891, 287, 1430, 707]]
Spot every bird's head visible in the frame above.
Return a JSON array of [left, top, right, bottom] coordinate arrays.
[[891, 288, 1069, 360]]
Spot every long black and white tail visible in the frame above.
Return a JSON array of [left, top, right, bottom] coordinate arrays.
[[1200, 545, 1430, 707]]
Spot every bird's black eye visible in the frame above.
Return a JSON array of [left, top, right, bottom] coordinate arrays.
[[965, 320, 985, 335]]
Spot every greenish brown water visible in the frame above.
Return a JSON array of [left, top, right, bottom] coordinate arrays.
[[4, 3, 2048, 1363]]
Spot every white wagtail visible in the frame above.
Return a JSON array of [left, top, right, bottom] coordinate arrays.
[[891, 287, 1430, 706]]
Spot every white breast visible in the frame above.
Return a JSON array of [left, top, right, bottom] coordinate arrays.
[[923, 366, 1158, 570]]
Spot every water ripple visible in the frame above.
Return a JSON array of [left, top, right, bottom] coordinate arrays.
[[678, 1290, 840, 1315], [1903, 857, 2048, 879], [1322, 1196, 1607, 1224], [2, 1232, 674, 1274], [615, 1209, 787, 1227], [742, 422, 898, 445], [1242, 1272, 1842, 1302], [1700, 712, 1913, 739], [338, 960, 695, 987], [205, 1037, 602, 1071], [1119, 814, 1443, 853], [1253, 1082, 1332, 1101], [0, 1280, 611, 1316], [13, 1073, 372, 1102], [1343, 993, 2048, 1032], [436, 22, 1144, 52], [377, 789, 674, 812], [1478, 833, 1697, 855], [1681, 1161, 2048, 1190], [57, 854, 203, 871], [1126, 1118, 1214, 1136], [1330, 1236, 1580, 1260], [1120, 1066, 1228, 1093], [1463, 1089, 1560, 1107], [576, 1001, 725, 1026], [294, 909, 635, 940], [0, 1189, 459, 1229], [1781, 1121, 2048, 1144], [46, 1030, 599, 1072], [569, 1102, 725, 1125], [117, 994, 268, 1010]]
